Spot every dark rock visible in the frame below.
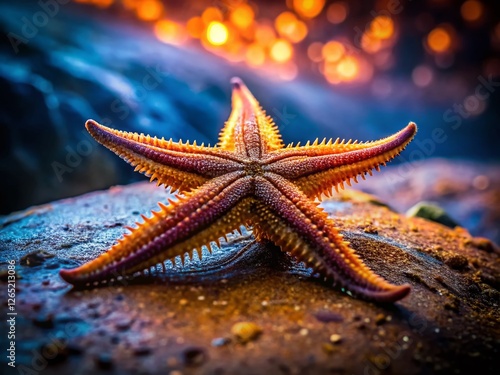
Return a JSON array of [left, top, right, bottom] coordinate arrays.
[[406, 201, 459, 228], [182, 346, 207, 367], [32, 313, 54, 328], [20, 250, 55, 267], [445, 254, 469, 271], [94, 353, 113, 370], [313, 310, 344, 323], [1, 178, 499, 375]]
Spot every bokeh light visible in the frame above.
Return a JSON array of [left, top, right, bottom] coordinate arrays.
[[461, 0, 483, 22], [136, 0, 163, 21], [270, 39, 293, 62], [293, 0, 325, 19], [322, 41, 345, 62], [230, 3, 255, 29], [154, 19, 185, 45], [412, 65, 434, 87], [326, 2, 348, 24], [206, 21, 229, 46], [427, 26, 452, 53], [71, 0, 496, 88]]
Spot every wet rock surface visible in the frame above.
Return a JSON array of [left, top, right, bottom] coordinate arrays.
[[0, 182, 499, 375]]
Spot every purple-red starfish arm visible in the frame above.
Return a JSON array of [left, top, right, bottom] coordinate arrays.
[[252, 173, 410, 302], [86, 119, 243, 192], [60, 171, 253, 286], [265, 123, 417, 199]]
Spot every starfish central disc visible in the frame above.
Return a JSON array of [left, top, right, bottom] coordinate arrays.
[[59, 77, 418, 303], [244, 160, 264, 176]]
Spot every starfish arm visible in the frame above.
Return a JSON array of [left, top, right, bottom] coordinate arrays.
[[265, 122, 417, 199], [59, 172, 253, 286], [86, 119, 243, 192], [251, 173, 410, 302], [217, 78, 284, 155], [265, 122, 417, 162]]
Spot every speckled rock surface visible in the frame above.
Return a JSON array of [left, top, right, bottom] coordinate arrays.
[[0, 182, 499, 375]]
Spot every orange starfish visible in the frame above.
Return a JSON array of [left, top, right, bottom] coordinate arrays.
[[60, 78, 417, 302]]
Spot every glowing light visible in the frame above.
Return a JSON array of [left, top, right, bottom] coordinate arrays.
[[293, 0, 325, 19], [427, 26, 452, 53], [461, 0, 483, 22], [307, 42, 323, 62], [136, 0, 163, 21], [288, 21, 308, 43], [412, 65, 433, 87], [207, 21, 229, 46], [246, 43, 266, 66], [361, 33, 382, 53], [187, 17, 204, 38], [270, 39, 293, 62], [323, 63, 342, 84], [154, 20, 185, 45], [327, 2, 348, 24], [336, 56, 359, 80], [370, 16, 394, 40], [202, 7, 223, 24], [322, 41, 345, 62], [230, 4, 255, 29], [275, 12, 308, 43], [255, 24, 276, 46]]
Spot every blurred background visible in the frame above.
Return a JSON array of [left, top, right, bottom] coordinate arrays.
[[0, 0, 499, 241]]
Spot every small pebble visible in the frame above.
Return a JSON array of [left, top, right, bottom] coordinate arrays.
[[33, 314, 54, 328], [299, 328, 309, 336], [182, 347, 206, 366], [133, 345, 152, 356], [313, 310, 343, 323], [211, 337, 231, 347], [375, 313, 386, 325], [322, 342, 337, 354], [329, 334, 342, 344], [95, 353, 113, 370], [231, 322, 262, 343]]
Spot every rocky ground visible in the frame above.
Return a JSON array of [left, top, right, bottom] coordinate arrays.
[[0, 182, 498, 375]]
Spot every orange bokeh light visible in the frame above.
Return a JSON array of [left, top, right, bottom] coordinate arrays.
[[361, 33, 382, 53], [154, 20, 185, 45], [427, 26, 452, 53], [136, 0, 163, 21], [275, 12, 308, 43], [270, 39, 293, 62], [327, 2, 348, 24], [293, 0, 325, 19], [186, 17, 204, 38], [336, 56, 359, 80], [206, 21, 229, 46], [322, 41, 345, 62], [370, 16, 394, 40], [246, 43, 266, 66], [461, 0, 483, 22], [202, 7, 223, 24], [255, 23, 276, 46], [230, 3, 255, 29], [307, 42, 323, 62]]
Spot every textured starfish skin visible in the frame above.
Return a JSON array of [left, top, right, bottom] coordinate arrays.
[[60, 78, 417, 302]]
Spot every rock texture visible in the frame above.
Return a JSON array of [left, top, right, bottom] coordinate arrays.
[[0, 182, 498, 375]]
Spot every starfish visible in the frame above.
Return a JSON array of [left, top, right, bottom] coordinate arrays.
[[60, 78, 417, 302]]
